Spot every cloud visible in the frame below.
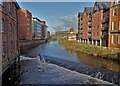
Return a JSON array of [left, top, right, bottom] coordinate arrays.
[[52, 15, 77, 32]]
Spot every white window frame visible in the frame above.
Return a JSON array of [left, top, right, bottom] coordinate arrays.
[[118, 35, 120, 44], [113, 8, 116, 16], [111, 35, 115, 44], [119, 21, 120, 30], [112, 22, 116, 30]]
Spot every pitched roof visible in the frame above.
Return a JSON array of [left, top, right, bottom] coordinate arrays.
[[85, 7, 93, 14], [96, 2, 110, 10], [78, 12, 83, 17]]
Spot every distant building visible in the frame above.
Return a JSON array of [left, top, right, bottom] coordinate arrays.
[[0, 1, 20, 72], [41, 21, 48, 39], [18, 10, 32, 40], [47, 31, 51, 39], [32, 17, 41, 39], [67, 28, 77, 41], [108, 0, 120, 48]]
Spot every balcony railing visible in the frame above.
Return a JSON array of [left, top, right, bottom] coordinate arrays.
[[88, 23, 92, 27], [101, 34, 108, 39], [101, 26, 108, 31], [102, 16, 109, 24], [88, 35, 92, 39], [88, 29, 91, 33], [89, 18, 91, 22]]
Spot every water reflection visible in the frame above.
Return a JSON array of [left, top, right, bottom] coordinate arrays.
[[65, 48, 120, 72]]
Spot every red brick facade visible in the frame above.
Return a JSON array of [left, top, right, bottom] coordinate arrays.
[[82, 8, 89, 41], [41, 21, 47, 39], [108, 0, 120, 48], [1, 1, 20, 71], [18, 10, 32, 40]]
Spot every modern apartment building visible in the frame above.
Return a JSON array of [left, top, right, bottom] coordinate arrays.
[[0, 1, 20, 71], [92, 2, 110, 46], [18, 10, 32, 40], [32, 17, 42, 39], [108, 0, 120, 48], [82, 7, 93, 44], [102, 7, 110, 47], [78, 12, 83, 43], [41, 21, 48, 39]]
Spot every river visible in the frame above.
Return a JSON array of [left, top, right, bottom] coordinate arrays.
[[23, 41, 120, 84]]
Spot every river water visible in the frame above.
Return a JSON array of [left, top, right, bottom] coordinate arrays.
[[23, 41, 120, 84]]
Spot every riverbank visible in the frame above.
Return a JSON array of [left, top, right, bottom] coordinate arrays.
[[20, 39, 47, 54], [58, 38, 120, 60], [19, 56, 113, 85]]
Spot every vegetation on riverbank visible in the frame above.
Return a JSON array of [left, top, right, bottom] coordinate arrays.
[[58, 38, 120, 60]]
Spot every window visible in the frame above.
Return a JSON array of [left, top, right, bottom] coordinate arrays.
[[112, 21, 116, 30], [1, 19, 4, 32], [2, 42, 6, 59], [96, 32, 99, 36], [111, 35, 115, 44], [9, 23, 12, 35], [118, 35, 120, 44], [119, 21, 120, 30], [27, 28, 29, 30], [14, 25, 17, 34], [8, 2, 11, 13], [11, 41, 12, 54], [113, 8, 116, 16]]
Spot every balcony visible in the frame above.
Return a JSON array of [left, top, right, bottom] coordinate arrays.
[[102, 16, 109, 24], [101, 26, 108, 31], [89, 18, 91, 22], [88, 23, 92, 27], [101, 34, 108, 39], [80, 28, 82, 30], [88, 29, 91, 33], [88, 35, 92, 39]]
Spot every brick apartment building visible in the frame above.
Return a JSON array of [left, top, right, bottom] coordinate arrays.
[[78, 12, 83, 43], [82, 7, 93, 44], [0, 1, 20, 71], [18, 10, 32, 40], [92, 2, 110, 46], [108, 0, 120, 48], [32, 17, 42, 39], [41, 21, 48, 39], [102, 6, 110, 47]]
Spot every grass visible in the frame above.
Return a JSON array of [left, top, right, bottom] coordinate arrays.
[[58, 38, 120, 60]]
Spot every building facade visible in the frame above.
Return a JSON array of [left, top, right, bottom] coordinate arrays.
[[32, 17, 42, 39], [108, 0, 120, 48], [102, 7, 110, 47], [0, 1, 20, 72], [18, 10, 32, 40], [82, 7, 93, 44], [41, 21, 48, 39], [92, 2, 110, 46], [78, 12, 83, 43], [67, 28, 77, 41]]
